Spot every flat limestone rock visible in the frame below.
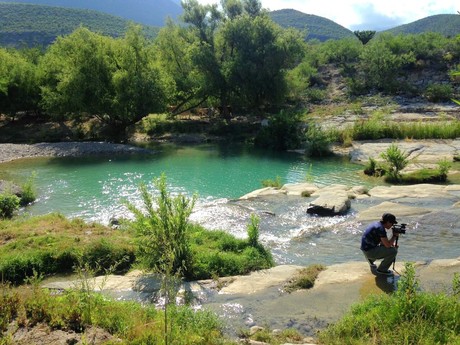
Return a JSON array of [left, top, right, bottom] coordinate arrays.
[[281, 183, 318, 196], [368, 184, 456, 199], [218, 265, 304, 294], [239, 187, 287, 200], [350, 139, 460, 164], [356, 201, 431, 222]]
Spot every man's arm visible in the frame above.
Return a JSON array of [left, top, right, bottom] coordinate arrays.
[[380, 233, 399, 248]]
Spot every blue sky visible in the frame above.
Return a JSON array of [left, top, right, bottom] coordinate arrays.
[[196, 0, 458, 31]]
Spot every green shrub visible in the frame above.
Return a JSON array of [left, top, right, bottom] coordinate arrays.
[[437, 158, 452, 178], [254, 110, 303, 150], [19, 173, 37, 206], [381, 143, 409, 182], [0, 193, 20, 219], [425, 83, 453, 103], [363, 157, 385, 176], [304, 123, 333, 157], [125, 174, 196, 278]]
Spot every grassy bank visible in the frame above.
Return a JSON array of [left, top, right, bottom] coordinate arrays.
[[0, 213, 273, 285], [318, 263, 460, 345], [328, 119, 460, 145], [0, 280, 237, 345]]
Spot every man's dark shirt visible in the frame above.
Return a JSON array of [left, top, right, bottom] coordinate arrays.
[[361, 221, 386, 251]]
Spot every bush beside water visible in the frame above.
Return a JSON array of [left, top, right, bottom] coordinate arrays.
[[318, 263, 460, 345]]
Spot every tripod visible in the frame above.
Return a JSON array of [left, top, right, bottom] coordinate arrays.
[[392, 235, 399, 273]]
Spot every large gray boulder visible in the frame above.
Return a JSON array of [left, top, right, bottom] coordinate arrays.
[[307, 185, 352, 216]]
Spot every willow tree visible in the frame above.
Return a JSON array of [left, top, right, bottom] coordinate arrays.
[[0, 48, 41, 119], [157, 0, 306, 117], [39, 26, 172, 137]]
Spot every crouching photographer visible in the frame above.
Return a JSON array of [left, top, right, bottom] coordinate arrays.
[[360, 213, 404, 276]]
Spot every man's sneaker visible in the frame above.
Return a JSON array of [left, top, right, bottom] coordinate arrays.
[[369, 263, 377, 273], [376, 269, 394, 276]]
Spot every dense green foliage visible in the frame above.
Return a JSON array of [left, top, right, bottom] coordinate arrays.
[[40, 25, 172, 136], [125, 174, 274, 280], [254, 110, 304, 150], [0, 211, 274, 284], [0, 3, 159, 48], [319, 263, 460, 344], [1, 0, 460, 144], [156, 0, 306, 115], [269, 9, 355, 41], [353, 30, 376, 45], [0, 193, 20, 219]]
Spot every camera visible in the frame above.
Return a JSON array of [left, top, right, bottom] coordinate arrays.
[[392, 223, 407, 234]]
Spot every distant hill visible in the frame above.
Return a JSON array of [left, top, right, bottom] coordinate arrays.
[[0, 3, 159, 47], [382, 14, 460, 37], [0, 0, 182, 27], [269, 9, 355, 42]]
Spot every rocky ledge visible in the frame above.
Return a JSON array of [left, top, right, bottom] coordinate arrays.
[[0, 141, 153, 164]]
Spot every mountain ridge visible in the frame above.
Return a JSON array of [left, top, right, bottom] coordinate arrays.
[[0, 0, 182, 27], [0, 2, 159, 47]]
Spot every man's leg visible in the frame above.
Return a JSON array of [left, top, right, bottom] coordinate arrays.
[[377, 247, 397, 272], [362, 246, 397, 272]]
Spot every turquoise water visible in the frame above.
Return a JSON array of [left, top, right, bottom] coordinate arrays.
[[3, 143, 372, 223], [3, 142, 459, 267]]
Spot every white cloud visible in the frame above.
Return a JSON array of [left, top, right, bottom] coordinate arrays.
[[195, 0, 458, 31]]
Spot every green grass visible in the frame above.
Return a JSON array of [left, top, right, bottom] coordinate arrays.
[[318, 263, 460, 345], [0, 212, 274, 285], [0, 282, 236, 344], [284, 264, 326, 292], [189, 225, 274, 280], [261, 176, 282, 188], [331, 119, 460, 143], [0, 213, 136, 284]]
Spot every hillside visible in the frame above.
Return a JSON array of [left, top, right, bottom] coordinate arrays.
[[0, 3, 159, 47], [269, 9, 355, 42], [0, 0, 181, 27], [382, 14, 460, 36]]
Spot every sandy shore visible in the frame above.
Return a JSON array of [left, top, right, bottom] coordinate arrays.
[[0, 142, 153, 164]]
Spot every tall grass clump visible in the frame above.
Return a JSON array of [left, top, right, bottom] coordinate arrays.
[[318, 262, 460, 345], [19, 172, 37, 206], [380, 143, 410, 182], [261, 176, 282, 188], [340, 119, 460, 143]]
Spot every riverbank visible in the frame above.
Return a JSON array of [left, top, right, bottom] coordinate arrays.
[[0, 141, 153, 164], [40, 257, 460, 342]]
